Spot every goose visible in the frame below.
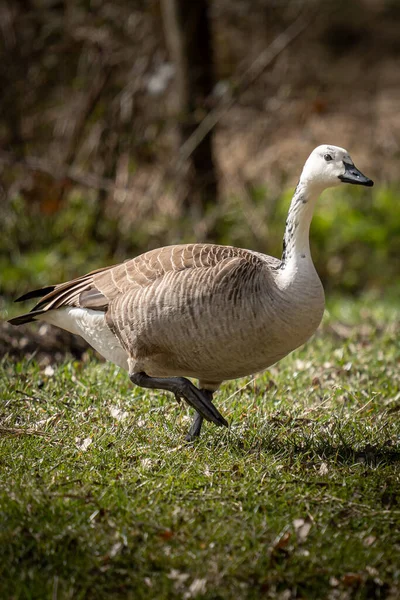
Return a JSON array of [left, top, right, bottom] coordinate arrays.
[[9, 145, 373, 440]]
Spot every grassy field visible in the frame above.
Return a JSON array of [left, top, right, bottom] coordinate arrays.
[[0, 295, 399, 599]]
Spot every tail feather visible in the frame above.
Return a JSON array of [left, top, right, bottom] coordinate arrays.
[[10, 268, 109, 327], [8, 310, 46, 326], [15, 286, 56, 303]]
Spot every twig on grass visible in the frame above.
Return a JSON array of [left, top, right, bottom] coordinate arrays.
[[224, 376, 258, 406], [14, 388, 42, 401], [353, 398, 374, 414], [0, 425, 51, 437], [300, 396, 333, 416]]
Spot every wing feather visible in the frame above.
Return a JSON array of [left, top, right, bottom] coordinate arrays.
[[10, 244, 274, 327]]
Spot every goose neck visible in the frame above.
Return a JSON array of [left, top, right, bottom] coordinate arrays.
[[281, 181, 320, 266]]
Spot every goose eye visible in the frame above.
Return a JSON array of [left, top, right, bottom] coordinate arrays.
[[324, 154, 333, 162]]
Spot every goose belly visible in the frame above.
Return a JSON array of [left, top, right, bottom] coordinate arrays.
[[41, 308, 129, 370], [137, 290, 325, 382], [140, 326, 298, 382]]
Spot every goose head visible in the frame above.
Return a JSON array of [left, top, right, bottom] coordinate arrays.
[[300, 145, 374, 190]]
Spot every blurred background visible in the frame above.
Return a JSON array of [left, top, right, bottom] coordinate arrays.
[[1, 0, 399, 344]]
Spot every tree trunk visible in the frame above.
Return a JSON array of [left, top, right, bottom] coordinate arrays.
[[161, 0, 218, 222]]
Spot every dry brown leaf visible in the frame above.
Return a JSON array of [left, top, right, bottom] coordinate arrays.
[[342, 573, 362, 587], [159, 529, 174, 541], [272, 530, 291, 552], [363, 535, 376, 547]]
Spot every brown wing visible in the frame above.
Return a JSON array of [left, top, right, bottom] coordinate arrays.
[[104, 245, 274, 360], [9, 244, 268, 325], [92, 244, 265, 299]]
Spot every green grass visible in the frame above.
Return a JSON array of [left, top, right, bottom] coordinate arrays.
[[0, 295, 399, 599]]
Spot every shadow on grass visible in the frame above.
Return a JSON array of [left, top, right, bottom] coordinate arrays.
[[207, 417, 400, 468], [257, 437, 400, 468]]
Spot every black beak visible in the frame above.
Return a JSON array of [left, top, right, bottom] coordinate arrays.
[[338, 162, 374, 187]]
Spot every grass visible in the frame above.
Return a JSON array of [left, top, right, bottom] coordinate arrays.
[[0, 295, 399, 599]]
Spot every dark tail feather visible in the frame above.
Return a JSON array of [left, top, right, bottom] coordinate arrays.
[[15, 286, 56, 303], [8, 310, 46, 326]]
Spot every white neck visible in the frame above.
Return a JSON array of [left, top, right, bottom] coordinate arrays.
[[281, 180, 321, 267]]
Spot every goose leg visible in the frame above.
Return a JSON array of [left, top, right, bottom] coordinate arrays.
[[130, 372, 228, 428], [185, 388, 215, 441], [185, 411, 204, 442]]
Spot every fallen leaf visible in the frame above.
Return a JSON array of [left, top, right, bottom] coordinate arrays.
[[293, 517, 312, 542], [141, 458, 153, 470], [184, 578, 207, 598], [159, 529, 174, 541], [342, 573, 362, 586], [363, 535, 376, 547], [109, 406, 129, 421], [271, 530, 291, 552], [319, 462, 329, 476], [109, 541, 123, 558], [168, 569, 190, 584], [35, 413, 61, 428], [75, 437, 92, 452]]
